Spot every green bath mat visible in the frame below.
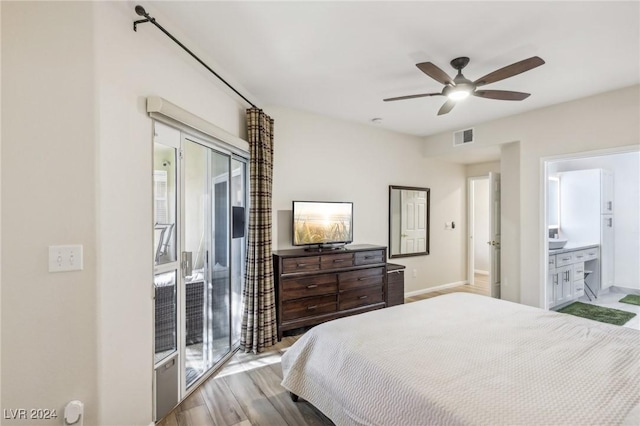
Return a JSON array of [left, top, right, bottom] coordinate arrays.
[[619, 294, 640, 306], [557, 302, 636, 326]]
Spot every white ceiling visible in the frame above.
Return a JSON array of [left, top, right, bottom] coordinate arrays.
[[146, 1, 639, 143]]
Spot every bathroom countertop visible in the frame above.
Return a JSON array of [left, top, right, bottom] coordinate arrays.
[[549, 242, 599, 255]]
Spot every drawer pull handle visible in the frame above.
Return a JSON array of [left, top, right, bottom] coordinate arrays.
[[306, 284, 318, 289], [333, 259, 344, 263], [588, 252, 596, 255], [307, 305, 317, 310], [358, 277, 367, 281], [562, 257, 571, 261], [365, 256, 376, 260], [358, 295, 368, 300]]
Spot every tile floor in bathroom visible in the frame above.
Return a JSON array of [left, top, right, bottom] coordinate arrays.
[[577, 289, 640, 330]]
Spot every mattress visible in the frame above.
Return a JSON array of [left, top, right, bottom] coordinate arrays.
[[281, 293, 640, 426]]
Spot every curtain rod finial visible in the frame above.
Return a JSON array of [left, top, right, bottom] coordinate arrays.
[[135, 5, 147, 17]]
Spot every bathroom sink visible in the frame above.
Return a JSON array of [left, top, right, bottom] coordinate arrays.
[[549, 238, 568, 250]]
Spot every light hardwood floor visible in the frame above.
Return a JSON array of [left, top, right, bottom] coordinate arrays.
[[157, 275, 489, 426]]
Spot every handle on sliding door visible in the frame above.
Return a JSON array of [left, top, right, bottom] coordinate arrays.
[[181, 251, 193, 278]]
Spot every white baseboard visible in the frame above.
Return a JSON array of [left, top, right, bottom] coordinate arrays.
[[405, 280, 468, 298], [474, 269, 489, 276], [611, 285, 640, 296]]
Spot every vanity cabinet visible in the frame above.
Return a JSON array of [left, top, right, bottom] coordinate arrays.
[[274, 244, 387, 340], [548, 245, 598, 308]]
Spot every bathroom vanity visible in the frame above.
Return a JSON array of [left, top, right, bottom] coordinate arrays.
[[548, 243, 599, 308]]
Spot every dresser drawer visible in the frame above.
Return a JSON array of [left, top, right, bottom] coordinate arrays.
[[339, 286, 383, 311], [339, 267, 385, 291], [282, 256, 320, 274], [282, 294, 337, 321], [555, 252, 574, 267], [321, 253, 354, 269], [355, 250, 385, 266], [281, 274, 338, 300]]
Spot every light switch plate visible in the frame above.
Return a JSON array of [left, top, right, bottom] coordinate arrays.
[[49, 245, 83, 272]]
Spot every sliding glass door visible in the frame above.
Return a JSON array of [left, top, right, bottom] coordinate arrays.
[[153, 121, 247, 420], [182, 139, 233, 388]]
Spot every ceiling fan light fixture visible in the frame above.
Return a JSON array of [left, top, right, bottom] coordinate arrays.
[[447, 89, 471, 101]]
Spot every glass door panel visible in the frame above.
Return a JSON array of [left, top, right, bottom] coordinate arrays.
[[183, 140, 210, 387], [183, 140, 232, 388], [230, 158, 247, 347], [154, 142, 177, 265], [153, 134, 179, 366], [209, 152, 231, 366]]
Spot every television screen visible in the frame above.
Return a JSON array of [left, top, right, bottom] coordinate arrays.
[[292, 201, 353, 246]]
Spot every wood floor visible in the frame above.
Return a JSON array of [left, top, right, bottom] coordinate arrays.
[[157, 275, 490, 426]]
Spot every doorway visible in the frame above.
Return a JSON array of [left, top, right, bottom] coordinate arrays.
[[467, 172, 500, 297], [542, 148, 639, 320], [152, 120, 248, 420]]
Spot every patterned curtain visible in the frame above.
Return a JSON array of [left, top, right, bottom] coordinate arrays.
[[240, 108, 278, 353]]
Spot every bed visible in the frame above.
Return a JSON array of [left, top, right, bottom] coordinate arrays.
[[281, 293, 640, 425]]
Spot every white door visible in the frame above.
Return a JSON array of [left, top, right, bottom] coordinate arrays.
[[488, 172, 501, 298], [400, 189, 427, 254]]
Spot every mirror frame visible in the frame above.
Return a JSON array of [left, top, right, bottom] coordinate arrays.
[[388, 185, 430, 258]]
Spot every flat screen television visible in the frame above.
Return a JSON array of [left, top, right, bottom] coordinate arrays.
[[292, 201, 353, 248]]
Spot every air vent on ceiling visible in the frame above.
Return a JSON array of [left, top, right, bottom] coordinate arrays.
[[453, 128, 474, 146]]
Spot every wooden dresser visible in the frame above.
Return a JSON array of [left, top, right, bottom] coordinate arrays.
[[273, 244, 387, 339]]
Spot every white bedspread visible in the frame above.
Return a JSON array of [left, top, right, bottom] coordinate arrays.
[[281, 293, 640, 426]]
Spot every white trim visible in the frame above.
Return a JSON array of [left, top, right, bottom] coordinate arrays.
[[147, 96, 249, 152], [404, 280, 468, 298], [474, 269, 489, 276]]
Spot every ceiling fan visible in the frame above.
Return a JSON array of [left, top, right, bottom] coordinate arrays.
[[384, 56, 545, 115]]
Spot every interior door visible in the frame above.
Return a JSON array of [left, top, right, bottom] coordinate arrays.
[[400, 189, 427, 254], [488, 172, 501, 298]]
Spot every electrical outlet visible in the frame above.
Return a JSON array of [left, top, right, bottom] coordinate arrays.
[[49, 245, 83, 272], [412, 269, 417, 278]]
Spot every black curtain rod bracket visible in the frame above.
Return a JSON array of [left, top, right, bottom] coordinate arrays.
[[133, 5, 258, 109]]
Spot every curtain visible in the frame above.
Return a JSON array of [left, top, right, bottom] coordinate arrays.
[[240, 108, 277, 353]]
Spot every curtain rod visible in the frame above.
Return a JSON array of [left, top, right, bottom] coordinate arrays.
[[133, 5, 258, 109]]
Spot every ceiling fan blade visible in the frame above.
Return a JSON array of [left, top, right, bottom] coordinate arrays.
[[383, 93, 442, 102], [416, 62, 454, 86], [437, 99, 456, 115], [473, 90, 531, 101], [473, 56, 545, 87]]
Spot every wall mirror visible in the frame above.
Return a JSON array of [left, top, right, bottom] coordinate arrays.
[[389, 185, 430, 258]]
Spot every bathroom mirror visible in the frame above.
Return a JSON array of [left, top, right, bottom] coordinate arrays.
[[548, 177, 560, 231], [389, 185, 430, 258]]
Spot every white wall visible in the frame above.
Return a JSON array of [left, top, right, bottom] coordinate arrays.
[[423, 86, 640, 307], [466, 161, 500, 177], [2, 2, 249, 425], [549, 151, 640, 290], [1, 2, 98, 424], [269, 106, 468, 293]]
